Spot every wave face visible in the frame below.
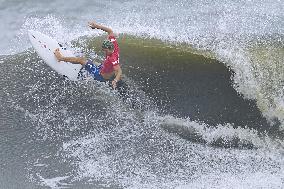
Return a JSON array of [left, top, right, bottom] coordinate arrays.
[[2, 0, 284, 128], [0, 0, 284, 188]]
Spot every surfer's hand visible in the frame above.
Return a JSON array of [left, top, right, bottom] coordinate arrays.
[[88, 21, 99, 29], [112, 79, 118, 89], [54, 48, 64, 62]]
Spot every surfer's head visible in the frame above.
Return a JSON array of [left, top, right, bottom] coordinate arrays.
[[102, 40, 114, 55], [102, 40, 114, 53]]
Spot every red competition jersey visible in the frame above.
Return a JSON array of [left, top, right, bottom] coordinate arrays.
[[100, 35, 120, 74]]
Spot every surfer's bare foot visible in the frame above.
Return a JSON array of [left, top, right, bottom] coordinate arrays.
[[54, 48, 64, 61]]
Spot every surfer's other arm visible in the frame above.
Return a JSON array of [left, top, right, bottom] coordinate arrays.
[[54, 48, 86, 65]]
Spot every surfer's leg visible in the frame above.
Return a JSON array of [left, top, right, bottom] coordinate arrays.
[[85, 61, 105, 82], [54, 48, 86, 65]]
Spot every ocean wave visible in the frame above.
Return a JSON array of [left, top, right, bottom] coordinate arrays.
[[9, 11, 282, 131], [2, 40, 283, 141], [1, 1, 284, 188], [1, 36, 283, 189]]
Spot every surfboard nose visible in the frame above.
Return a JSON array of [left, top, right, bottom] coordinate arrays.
[[28, 30, 81, 81]]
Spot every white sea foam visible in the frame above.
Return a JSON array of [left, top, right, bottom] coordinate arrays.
[[62, 115, 284, 188], [176, 171, 284, 189], [37, 174, 71, 189], [161, 115, 284, 150]]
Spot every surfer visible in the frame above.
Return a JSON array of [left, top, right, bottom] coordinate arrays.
[[54, 21, 122, 89]]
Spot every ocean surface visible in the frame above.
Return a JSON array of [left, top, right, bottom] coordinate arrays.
[[0, 0, 284, 188]]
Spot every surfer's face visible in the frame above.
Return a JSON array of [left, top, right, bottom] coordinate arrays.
[[102, 48, 113, 55]]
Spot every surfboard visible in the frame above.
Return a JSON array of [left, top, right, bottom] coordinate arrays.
[[28, 30, 82, 81]]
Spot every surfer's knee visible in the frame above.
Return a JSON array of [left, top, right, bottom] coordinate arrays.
[[78, 57, 87, 65]]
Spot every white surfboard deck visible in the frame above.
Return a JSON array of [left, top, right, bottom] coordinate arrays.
[[28, 30, 82, 81]]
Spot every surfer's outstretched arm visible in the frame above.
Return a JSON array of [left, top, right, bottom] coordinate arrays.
[[88, 21, 114, 36], [54, 48, 86, 65]]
